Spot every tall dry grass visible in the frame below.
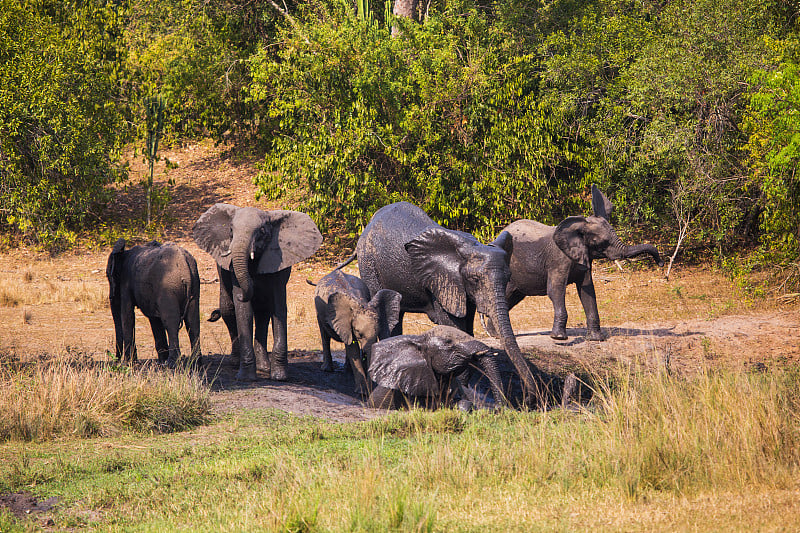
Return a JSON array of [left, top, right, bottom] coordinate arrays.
[[0, 359, 212, 441]]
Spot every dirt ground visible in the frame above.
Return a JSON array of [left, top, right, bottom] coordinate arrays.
[[1, 140, 798, 423]]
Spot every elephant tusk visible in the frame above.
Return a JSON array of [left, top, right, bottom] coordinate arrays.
[[479, 313, 489, 332], [221, 249, 231, 257], [250, 251, 255, 260]]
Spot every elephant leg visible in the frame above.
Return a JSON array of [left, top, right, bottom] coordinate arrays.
[[232, 286, 257, 381], [120, 296, 137, 364], [184, 303, 202, 367], [164, 321, 182, 369], [319, 323, 334, 372], [576, 273, 603, 341], [218, 268, 240, 363], [254, 311, 270, 375], [547, 276, 569, 340], [268, 269, 291, 381], [345, 342, 370, 397], [148, 317, 169, 364], [368, 385, 398, 409]]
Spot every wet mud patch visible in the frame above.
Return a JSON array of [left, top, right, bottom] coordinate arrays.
[[0, 491, 58, 524]]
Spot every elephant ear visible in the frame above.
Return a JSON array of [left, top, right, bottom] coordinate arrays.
[[553, 216, 590, 270], [193, 203, 237, 270], [106, 238, 127, 296], [368, 289, 402, 340], [257, 210, 323, 274], [489, 230, 513, 263], [368, 337, 440, 396], [591, 184, 613, 221], [327, 292, 357, 345], [404, 228, 468, 318]]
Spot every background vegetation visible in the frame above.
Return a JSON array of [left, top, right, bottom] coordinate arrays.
[[1, 0, 798, 272]]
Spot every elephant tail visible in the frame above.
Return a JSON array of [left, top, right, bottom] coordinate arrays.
[[334, 252, 357, 271], [179, 278, 195, 330]]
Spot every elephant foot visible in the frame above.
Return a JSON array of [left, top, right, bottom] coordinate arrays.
[[550, 331, 568, 340], [270, 367, 289, 381], [456, 399, 473, 413], [320, 360, 334, 372], [586, 329, 605, 341], [561, 373, 578, 408], [235, 366, 258, 382]]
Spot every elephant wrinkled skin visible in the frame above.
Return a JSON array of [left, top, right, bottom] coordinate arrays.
[[194, 203, 322, 381], [106, 239, 202, 367]]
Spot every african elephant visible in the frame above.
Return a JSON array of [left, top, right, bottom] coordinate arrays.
[[106, 239, 201, 367], [311, 269, 401, 395], [353, 201, 543, 402], [496, 185, 663, 341], [367, 325, 506, 410], [193, 203, 322, 381]]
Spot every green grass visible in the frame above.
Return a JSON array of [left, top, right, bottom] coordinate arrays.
[[0, 366, 799, 531]]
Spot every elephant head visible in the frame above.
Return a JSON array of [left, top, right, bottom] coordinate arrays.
[[553, 185, 664, 270], [329, 289, 401, 349], [403, 229, 541, 403], [368, 325, 506, 407], [193, 203, 323, 299]]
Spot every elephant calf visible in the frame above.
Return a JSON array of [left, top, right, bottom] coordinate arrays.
[[367, 325, 506, 410], [106, 239, 202, 367], [311, 269, 401, 396]]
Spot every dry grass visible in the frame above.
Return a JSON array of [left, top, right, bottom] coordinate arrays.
[[0, 356, 212, 441]]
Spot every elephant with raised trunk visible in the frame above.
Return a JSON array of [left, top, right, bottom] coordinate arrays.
[[106, 239, 201, 368], [311, 268, 401, 396], [495, 185, 663, 341], [367, 325, 506, 410], [193, 203, 322, 381], [353, 201, 544, 403]]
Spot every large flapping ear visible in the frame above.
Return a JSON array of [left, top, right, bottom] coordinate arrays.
[[106, 238, 127, 296], [257, 210, 323, 274], [490, 230, 513, 263], [369, 289, 402, 339], [404, 228, 468, 318], [553, 216, 591, 270], [368, 337, 439, 397], [327, 292, 357, 345], [193, 203, 237, 270], [591, 184, 613, 221]]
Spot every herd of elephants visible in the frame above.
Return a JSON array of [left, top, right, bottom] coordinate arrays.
[[106, 186, 663, 410]]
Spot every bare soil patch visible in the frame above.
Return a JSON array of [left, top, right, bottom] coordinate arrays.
[[0, 141, 798, 422]]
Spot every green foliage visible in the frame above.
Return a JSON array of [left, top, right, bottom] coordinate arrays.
[[0, 0, 129, 246], [745, 36, 800, 263], [251, 0, 587, 240]]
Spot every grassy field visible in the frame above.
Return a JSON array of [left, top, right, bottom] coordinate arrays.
[[0, 358, 798, 531]]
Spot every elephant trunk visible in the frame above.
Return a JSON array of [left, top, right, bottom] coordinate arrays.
[[622, 243, 664, 267], [477, 351, 506, 407], [491, 284, 541, 405], [231, 236, 254, 302]]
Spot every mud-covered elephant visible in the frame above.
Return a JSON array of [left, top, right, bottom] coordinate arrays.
[[367, 325, 506, 410], [352, 201, 543, 401], [106, 239, 201, 367], [496, 185, 663, 341], [311, 269, 401, 395], [193, 203, 322, 381]]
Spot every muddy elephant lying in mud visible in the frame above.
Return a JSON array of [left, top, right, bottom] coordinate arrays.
[[366, 325, 507, 410], [106, 239, 201, 367], [310, 268, 401, 396]]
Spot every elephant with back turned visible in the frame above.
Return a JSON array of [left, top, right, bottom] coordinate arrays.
[[493, 185, 663, 341], [353, 201, 544, 402], [106, 239, 201, 367], [193, 203, 322, 381]]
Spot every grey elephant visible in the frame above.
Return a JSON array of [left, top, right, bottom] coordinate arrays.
[[311, 269, 401, 396], [193, 203, 322, 381], [106, 239, 201, 367], [351, 201, 543, 402], [367, 325, 506, 410], [495, 185, 663, 341]]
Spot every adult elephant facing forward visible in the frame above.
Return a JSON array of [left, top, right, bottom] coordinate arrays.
[[194, 204, 322, 381], [355, 201, 542, 402]]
